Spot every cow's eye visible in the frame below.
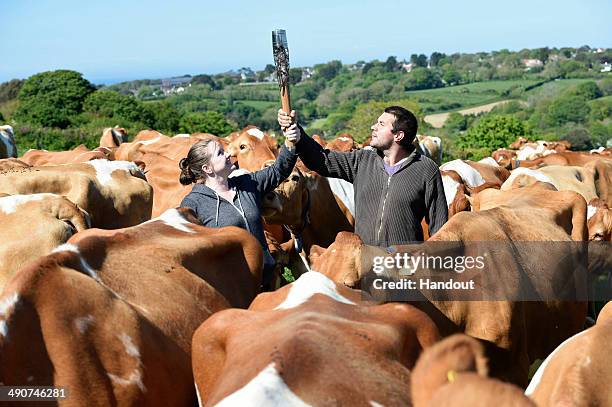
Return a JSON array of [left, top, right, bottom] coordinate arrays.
[[240, 144, 247, 150], [291, 175, 300, 182]]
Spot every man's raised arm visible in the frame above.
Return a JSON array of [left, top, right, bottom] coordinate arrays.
[[279, 109, 361, 183]]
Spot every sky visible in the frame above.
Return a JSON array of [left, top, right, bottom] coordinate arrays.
[[2, 0, 610, 85]]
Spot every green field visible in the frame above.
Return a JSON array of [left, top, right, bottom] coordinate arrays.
[[406, 80, 540, 113], [235, 100, 276, 109]]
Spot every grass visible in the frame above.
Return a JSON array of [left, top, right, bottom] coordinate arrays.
[[406, 80, 540, 113], [235, 100, 276, 109], [523, 78, 595, 99]]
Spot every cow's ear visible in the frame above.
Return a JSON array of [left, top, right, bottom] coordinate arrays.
[[309, 245, 324, 262]]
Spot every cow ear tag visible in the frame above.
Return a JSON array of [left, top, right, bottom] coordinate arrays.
[[446, 370, 457, 383]]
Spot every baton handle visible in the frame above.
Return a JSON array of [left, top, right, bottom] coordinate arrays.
[[280, 85, 293, 147]]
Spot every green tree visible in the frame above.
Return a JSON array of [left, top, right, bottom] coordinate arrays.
[[14, 70, 95, 128], [410, 54, 428, 67], [444, 112, 468, 132], [83, 90, 154, 126], [145, 101, 181, 132], [0, 79, 24, 103], [314, 60, 342, 81], [289, 68, 303, 85], [458, 115, 531, 153], [547, 95, 590, 126], [442, 69, 462, 85], [405, 67, 443, 90], [571, 81, 603, 100], [179, 111, 237, 135], [430, 52, 446, 67], [345, 99, 422, 143], [384, 56, 398, 72]]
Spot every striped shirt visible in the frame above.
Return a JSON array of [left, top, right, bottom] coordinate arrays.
[[296, 133, 448, 245]]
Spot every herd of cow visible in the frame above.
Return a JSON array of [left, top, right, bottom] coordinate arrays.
[[0, 122, 611, 406]]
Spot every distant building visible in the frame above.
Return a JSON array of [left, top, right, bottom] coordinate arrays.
[[301, 67, 314, 81], [161, 76, 192, 95], [601, 62, 612, 73], [238, 67, 256, 81], [401, 63, 415, 72], [522, 59, 544, 70]]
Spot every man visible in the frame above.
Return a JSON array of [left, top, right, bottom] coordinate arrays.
[[279, 106, 447, 245]]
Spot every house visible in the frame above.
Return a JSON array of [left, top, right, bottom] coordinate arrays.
[[238, 67, 256, 81], [601, 62, 612, 73], [301, 67, 315, 81], [522, 59, 544, 70], [401, 63, 414, 72], [161, 76, 192, 95]]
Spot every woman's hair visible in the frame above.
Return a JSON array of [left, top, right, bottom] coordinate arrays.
[[179, 139, 215, 185]]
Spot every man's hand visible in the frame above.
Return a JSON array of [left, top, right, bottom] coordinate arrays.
[[278, 109, 296, 130], [284, 123, 301, 147]]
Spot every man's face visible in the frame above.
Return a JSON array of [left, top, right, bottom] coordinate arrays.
[[370, 112, 396, 150]]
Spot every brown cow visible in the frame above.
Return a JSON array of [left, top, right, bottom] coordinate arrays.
[[587, 198, 612, 241], [99, 126, 128, 149], [0, 193, 90, 291], [226, 126, 277, 172], [0, 208, 261, 406], [512, 151, 611, 168], [525, 301, 612, 406], [0, 157, 30, 171], [0, 160, 153, 228], [411, 334, 535, 407], [326, 134, 357, 152], [192, 271, 440, 406], [20, 144, 113, 166], [308, 183, 589, 385]]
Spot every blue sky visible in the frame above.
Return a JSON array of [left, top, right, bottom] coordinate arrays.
[[1, 0, 610, 85]]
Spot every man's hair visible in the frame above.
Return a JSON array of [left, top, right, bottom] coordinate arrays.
[[384, 106, 418, 149]]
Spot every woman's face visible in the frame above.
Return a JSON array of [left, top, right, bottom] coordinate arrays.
[[204, 141, 232, 177]]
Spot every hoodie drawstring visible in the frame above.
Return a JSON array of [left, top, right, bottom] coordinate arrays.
[[214, 192, 220, 227]]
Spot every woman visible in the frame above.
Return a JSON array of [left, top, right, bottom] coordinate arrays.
[[179, 132, 300, 289]]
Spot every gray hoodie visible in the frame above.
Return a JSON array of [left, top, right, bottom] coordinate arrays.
[[180, 145, 297, 267]]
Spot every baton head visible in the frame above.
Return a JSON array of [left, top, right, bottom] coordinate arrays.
[[272, 29, 288, 50]]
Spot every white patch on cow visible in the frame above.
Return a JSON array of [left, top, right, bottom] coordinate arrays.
[[74, 315, 95, 334], [215, 363, 310, 407], [195, 382, 203, 407], [137, 136, 161, 145], [0, 293, 20, 317], [145, 209, 195, 233], [507, 167, 554, 186], [525, 329, 589, 396], [119, 333, 140, 358], [326, 178, 355, 217], [0, 125, 17, 157], [478, 157, 499, 167], [107, 333, 146, 392], [590, 146, 605, 154], [246, 128, 265, 140], [108, 370, 146, 392], [587, 205, 597, 220], [85, 159, 141, 186], [0, 193, 57, 215], [275, 272, 355, 310], [0, 293, 20, 339], [370, 402, 385, 407], [440, 160, 485, 188], [441, 175, 461, 208], [338, 136, 350, 142], [51, 243, 102, 282], [173, 134, 190, 138], [542, 149, 557, 156]]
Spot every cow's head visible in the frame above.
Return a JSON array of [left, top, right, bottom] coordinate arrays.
[[262, 164, 310, 228], [227, 126, 277, 172], [327, 134, 357, 152], [309, 231, 364, 288], [587, 199, 612, 241]]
